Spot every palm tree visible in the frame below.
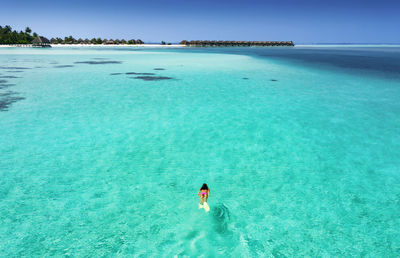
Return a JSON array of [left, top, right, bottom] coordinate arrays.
[[4, 25, 12, 34], [67, 36, 76, 44], [25, 27, 32, 34]]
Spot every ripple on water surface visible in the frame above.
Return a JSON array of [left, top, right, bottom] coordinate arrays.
[[0, 46, 399, 256]]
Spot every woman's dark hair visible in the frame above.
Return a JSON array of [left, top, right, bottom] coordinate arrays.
[[200, 183, 209, 190]]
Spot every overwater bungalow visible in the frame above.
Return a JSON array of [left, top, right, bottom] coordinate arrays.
[[180, 40, 294, 47], [32, 36, 51, 47]]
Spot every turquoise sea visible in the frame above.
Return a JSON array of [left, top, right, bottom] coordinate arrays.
[[0, 46, 399, 256]]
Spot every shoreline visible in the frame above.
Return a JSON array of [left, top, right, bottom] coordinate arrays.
[[0, 44, 187, 48]]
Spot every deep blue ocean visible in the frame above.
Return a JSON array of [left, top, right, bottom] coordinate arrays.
[[0, 46, 399, 256]]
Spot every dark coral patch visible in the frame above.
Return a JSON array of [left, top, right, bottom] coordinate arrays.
[[270, 79, 278, 82], [74, 61, 122, 65], [126, 72, 155, 75], [132, 76, 173, 81], [0, 66, 30, 70], [0, 91, 25, 111], [0, 84, 16, 89], [212, 203, 231, 234], [154, 68, 165, 70], [242, 77, 249, 80], [110, 73, 122, 75], [0, 80, 8, 84], [0, 76, 21, 78], [54, 65, 74, 68]]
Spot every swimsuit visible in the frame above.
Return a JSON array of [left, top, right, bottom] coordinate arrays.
[[201, 192, 207, 195]]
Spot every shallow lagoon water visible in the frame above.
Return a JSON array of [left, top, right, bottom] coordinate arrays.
[[0, 46, 399, 256]]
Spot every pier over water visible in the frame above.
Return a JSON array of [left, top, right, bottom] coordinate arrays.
[[180, 40, 294, 47]]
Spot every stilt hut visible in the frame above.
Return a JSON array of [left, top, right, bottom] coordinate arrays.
[[180, 40, 294, 47], [105, 39, 115, 45], [32, 36, 51, 47]]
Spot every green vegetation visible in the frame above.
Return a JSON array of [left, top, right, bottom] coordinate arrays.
[[49, 35, 144, 45], [0, 25, 35, 44], [1, 25, 145, 45]]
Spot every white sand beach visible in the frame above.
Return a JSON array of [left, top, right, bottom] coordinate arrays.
[[0, 44, 186, 48]]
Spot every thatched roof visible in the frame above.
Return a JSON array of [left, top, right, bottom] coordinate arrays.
[[32, 36, 50, 44]]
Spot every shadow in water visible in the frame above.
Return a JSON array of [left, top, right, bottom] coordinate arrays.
[[211, 203, 231, 234]]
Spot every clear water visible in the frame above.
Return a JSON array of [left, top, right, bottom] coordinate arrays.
[[0, 46, 399, 256]]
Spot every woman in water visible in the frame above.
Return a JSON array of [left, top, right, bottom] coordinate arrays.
[[198, 183, 210, 204]]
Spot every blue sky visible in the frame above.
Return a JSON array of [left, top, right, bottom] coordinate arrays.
[[1, 0, 399, 43]]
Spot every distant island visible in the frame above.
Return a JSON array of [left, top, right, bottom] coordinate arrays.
[[0, 25, 144, 46], [1, 25, 294, 47], [48, 36, 144, 45], [0, 25, 35, 44]]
